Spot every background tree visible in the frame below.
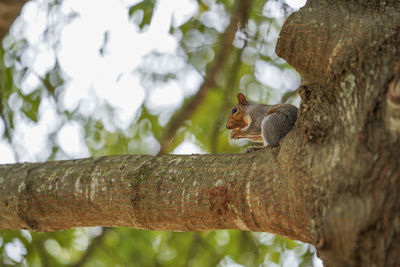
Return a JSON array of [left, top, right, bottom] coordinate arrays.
[[0, 0, 318, 266]]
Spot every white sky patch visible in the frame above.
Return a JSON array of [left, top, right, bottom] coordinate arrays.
[[20, 72, 41, 95], [20, 230, 32, 243], [282, 68, 301, 90], [173, 140, 203, 154], [32, 48, 56, 76], [93, 71, 145, 114], [263, 1, 285, 18], [18, 1, 47, 45], [13, 114, 51, 162], [140, 136, 161, 155], [39, 97, 60, 133], [61, 80, 91, 111], [77, 95, 97, 118], [255, 60, 282, 90], [171, 0, 198, 28], [5, 238, 27, 263], [286, 0, 307, 9], [219, 256, 245, 267], [147, 81, 184, 111], [0, 140, 16, 164], [181, 67, 203, 96], [58, 18, 106, 81], [55, 0, 194, 128], [313, 251, 324, 267], [101, 74, 145, 127], [200, 3, 229, 32], [44, 239, 71, 264], [0, 118, 4, 137], [6, 0, 202, 161], [215, 230, 230, 246], [56, 121, 89, 158], [2, 97, 59, 162], [281, 250, 299, 266], [141, 0, 184, 53]]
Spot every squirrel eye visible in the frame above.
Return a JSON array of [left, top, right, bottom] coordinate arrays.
[[231, 107, 237, 114]]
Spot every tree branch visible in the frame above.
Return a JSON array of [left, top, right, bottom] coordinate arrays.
[[0, 0, 27, 41], [0, 150, 316, 244], [71, 227, 111, 267], [159, 0, 254, 154]]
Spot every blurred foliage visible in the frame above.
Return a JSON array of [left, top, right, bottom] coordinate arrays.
[[0, 229, 315, 266], [129, 0, 157, 29], [0, 0, 314, 266]]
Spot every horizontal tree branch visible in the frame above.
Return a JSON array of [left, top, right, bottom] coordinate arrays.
[[0, 149, 316, 244]]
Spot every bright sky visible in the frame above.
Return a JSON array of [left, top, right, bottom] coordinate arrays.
[[0, 0, 307, 163]]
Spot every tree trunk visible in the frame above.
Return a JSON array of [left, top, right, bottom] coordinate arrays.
[[0, 0, 399, 266], [276, 0, 400, 266]]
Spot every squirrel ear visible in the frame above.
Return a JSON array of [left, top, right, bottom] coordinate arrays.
[[237, 93, 248, 105]]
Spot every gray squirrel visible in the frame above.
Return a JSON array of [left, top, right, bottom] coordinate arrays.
[[226, 92, 298, 152]]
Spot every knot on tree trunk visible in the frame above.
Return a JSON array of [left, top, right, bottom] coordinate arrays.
[[276, 1, 400, 83], [385, 76, 400, 137]]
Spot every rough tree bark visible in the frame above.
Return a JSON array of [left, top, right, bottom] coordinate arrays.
[[276, 0, 400, 266], [0, 0, 399, 267], [0, 152, 314, 244]]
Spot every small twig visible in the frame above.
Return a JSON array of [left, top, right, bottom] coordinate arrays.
[[33, 234, 51, 267], [70, 227, 112, 267], [159, 0, 254, 154], [210, 47, 244, 153]]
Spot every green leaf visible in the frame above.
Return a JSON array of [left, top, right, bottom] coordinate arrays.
[[129, 0, 157, 29], [21, 90, 41, 122]]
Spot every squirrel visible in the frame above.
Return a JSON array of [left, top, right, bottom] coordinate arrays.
[[226, 92, 298, 153]]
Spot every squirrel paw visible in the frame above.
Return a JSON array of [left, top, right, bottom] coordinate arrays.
[[230, 129, 243, 140], [243, 146, 266, 153]]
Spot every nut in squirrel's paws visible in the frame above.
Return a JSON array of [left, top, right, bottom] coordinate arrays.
[[230, 129, 243, 140], [243, 146, 265, 153]]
